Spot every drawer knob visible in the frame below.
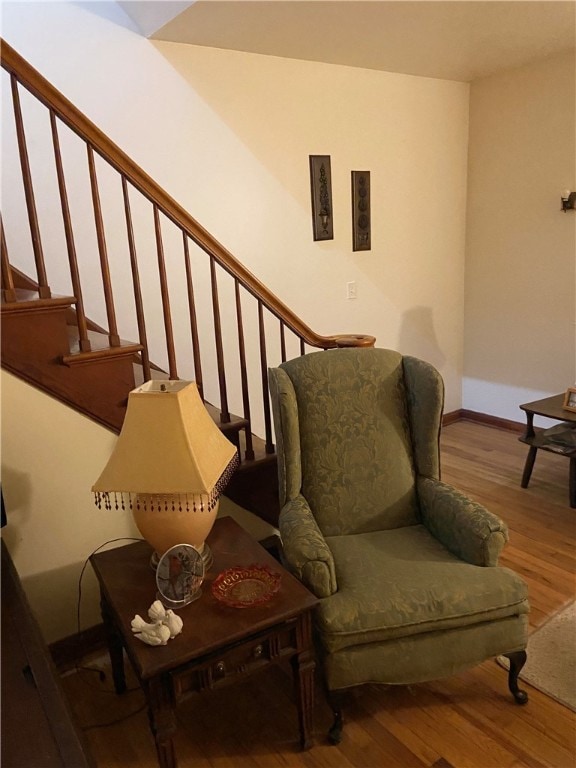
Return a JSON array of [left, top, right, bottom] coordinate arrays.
[[215, 661, 226, 676], [253, 644, 264, 659]]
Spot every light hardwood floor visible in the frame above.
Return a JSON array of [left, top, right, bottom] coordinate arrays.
[[62, 421, 576, 768]]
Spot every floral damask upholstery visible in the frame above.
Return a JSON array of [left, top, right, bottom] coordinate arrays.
[[269, 348, 529, 739]]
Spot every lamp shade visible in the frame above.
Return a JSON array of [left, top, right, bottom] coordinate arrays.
[[92, 381, 238, 560], [93, 380, 237, 509]]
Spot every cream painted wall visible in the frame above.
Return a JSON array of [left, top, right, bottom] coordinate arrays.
[[1, 1, 469, 416], [1, 1, 471, 642], [1, 370, 136, 643], [464, 51, 576, 423], [154, 42, 470, 412]]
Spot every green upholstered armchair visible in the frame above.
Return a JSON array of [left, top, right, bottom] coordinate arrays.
[[269, 348, 529, 743]]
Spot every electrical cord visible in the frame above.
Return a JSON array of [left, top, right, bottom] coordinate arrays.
[[76, 536, 143, 647], [73, 537, 148, 729], [81, 702, 148, 731]]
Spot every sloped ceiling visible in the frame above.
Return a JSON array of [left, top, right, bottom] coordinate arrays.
[[118, 1, 195, 37], [121, 1, 576, 82]]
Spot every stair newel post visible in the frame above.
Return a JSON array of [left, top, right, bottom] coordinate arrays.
[[234, 281, 254, 460], [209, 256, 230, 423], [87, 144, 120, 347], [50, 111, 91, 352], [10, 74, 50, 299], [182, 232, 203, 398], [0, 215, 17, 303], [122, 177, 150, 381], [153, 205, 178, 380], [258, 301, 275, 455]]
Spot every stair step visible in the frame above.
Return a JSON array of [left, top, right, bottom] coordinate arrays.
[[132, 363, 170, 386], [203, 401, 250, 440], [226, 434, 279, 527], [1, 288, 76, 314], [63, 327, 143, 367], [237, 431, 276, 466], [2, 282, 278, 523], [131, 360, 250, 438]]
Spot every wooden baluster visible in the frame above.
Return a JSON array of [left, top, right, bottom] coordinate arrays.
[[153, 205, 177, 380], [209, 257, 230, 422], [235, 282, 254, 460], [87, 144, 120, 346], [0, 215, 17, 302], [10, 74, 50, 298], [258, 302, 274, 454], [300, 337, 306, 356], [182, 233, 203, 398], [2, 42, 375, 358], [122, 177, 150, 381], [50, 112, 91, 351], [280, 321, 287, 363]]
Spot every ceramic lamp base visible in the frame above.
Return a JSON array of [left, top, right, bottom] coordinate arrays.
[[133, 495, 219, 570]]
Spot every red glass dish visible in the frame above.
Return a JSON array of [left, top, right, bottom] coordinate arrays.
[[211, 565, 281, 608]]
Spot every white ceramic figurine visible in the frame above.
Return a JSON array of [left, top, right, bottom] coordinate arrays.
[[131, 601, 184, 646]]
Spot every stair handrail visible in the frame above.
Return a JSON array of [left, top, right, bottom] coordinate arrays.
[[1, 40, 374, 351]]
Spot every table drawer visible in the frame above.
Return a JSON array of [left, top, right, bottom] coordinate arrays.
[[172, 623, 297, 699]]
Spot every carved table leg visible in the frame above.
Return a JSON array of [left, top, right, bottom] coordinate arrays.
[[503, 650, 529, 705], [100, 594, 126, 695], [145, 675, 178, 768], [291, 611, 316, 750]]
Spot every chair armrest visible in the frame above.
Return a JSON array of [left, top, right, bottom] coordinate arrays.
[[279, 495, 338, 598], [417, 476, 508, 566]]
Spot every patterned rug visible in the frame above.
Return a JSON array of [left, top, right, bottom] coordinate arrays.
[[498, 600, 576, 711]]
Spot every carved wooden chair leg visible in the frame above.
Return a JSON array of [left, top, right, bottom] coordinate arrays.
[[327, 691, 344, 745], [503, 650, 529, 704], [314, 638, 345, 744]]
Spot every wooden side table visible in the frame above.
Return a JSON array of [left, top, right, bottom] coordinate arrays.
[[519, 394, 576, 507], [90, 517, 318, 768]]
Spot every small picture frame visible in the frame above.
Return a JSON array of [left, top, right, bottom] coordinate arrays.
[[351, 171, 371, 251], [563, 387, 576, 413]]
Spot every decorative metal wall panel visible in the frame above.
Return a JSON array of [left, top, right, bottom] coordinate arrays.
[[309, 155, 334, 241], [351, 171, 371, 251]]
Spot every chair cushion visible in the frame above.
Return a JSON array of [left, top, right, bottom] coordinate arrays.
[[279, 348, 419, 536], [318, 525, 529, 653]]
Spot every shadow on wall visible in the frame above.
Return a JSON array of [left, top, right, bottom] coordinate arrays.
[[398, 306, 446, 371], [21, 559, 103, 645], [0, 465, 33, 556]]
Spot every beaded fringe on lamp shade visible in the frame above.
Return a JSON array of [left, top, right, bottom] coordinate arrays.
[[92, 380, 239, 514]]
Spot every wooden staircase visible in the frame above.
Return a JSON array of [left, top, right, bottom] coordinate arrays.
[[2, 289, 141, 433], [1, 272, 281, 525], [1, 40, 375, 528]]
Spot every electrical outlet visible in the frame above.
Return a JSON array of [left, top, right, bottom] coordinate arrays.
[[346, 281, 357, 300]]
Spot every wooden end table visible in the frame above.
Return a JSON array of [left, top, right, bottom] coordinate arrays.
[[90, 516, 318, 768], [519, 393, 576, 507]]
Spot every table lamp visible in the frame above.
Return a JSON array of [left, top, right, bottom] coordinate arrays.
[[92, 380, 239, 570]]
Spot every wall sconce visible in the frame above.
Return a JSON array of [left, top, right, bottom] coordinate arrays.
[[561, 190, 576, 211]]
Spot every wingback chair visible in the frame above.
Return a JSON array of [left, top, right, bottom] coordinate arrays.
[[269, 348, 529, 743]]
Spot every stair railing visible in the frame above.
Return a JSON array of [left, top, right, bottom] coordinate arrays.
[[1, 40, 374, 458]]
